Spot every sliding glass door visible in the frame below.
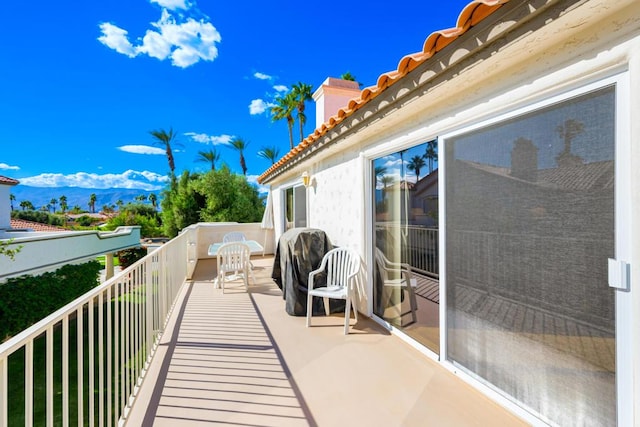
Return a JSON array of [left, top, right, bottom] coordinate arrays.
[[371, 141, 440, 352], [444, 85, 617, 425]]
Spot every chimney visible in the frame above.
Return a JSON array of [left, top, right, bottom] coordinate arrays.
[[312, 77, 361, 128], [510, 138, 538, 182], [0, 176, 19, 230]]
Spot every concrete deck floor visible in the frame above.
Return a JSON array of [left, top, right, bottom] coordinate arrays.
[[125, 256, 529, 426]]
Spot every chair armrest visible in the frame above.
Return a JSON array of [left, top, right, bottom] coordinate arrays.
[[308, 252, 331, 291], [308, 269, 321, 291]]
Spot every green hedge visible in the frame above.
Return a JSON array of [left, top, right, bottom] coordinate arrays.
[[0, 261, 101, 342]]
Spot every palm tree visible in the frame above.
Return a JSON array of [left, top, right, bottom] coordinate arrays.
[[135, 194, 147, 202], [50, 198, 58, 213], [374, 165, 388, 187], [196, 148, 221, 170], [424, 140, 437, 173], [148, 193, 158, 210], [291, 82, 313, 143], [150, 127, 179, 173], [88, 193, 97, 213], [20, 200, 34, 211], [229, 137, 249, 175], [271, 92, 297, 150], [407, 155, 426, 181], [59, 195, 68, 213], [380, 175, 395, 205], [340, 71, 363, 88], [257, 146, 281, 165], [9, 194, 15, 211]]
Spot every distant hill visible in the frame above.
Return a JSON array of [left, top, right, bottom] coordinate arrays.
[[9, 186, 160, 212]]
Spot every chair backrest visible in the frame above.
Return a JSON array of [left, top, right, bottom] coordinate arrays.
[[323, 247, 361, 289], [217, 242, 250, 273], [374, 247, 391, 281], [223, 232, 247, 243], [374, 247, 407, 282]]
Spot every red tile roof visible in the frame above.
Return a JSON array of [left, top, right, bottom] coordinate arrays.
[[10, 219, 68, 232], [258, 0, 510, 184], [0, 175, 19, 186]]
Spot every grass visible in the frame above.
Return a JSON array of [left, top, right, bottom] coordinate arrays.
[[95, 255, 120, 268]]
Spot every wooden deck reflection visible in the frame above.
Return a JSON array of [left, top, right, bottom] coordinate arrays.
[[126, 256, 527, 426]]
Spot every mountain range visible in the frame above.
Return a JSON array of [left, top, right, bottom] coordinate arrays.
[[9, 186, 159, 212]]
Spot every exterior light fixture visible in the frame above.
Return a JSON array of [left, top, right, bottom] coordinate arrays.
[[301, 171, 311, 188]]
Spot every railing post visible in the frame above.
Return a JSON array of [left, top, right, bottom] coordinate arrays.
[[25, 341, 33, 427], [46, 326, 53, 427], [0, 356, 6, 427]]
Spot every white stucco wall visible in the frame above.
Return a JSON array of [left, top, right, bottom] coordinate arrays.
[[0, 185, 11, 229], [307, 152, 363, 251]]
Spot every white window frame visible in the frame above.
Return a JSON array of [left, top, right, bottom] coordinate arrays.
[[282, 184, 307, 231]]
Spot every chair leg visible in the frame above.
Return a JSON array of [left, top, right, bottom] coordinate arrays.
[[323, 297, 330, 316], [407, 286, 418, 324], [306, 292, 313, 327], [344, 296, 351, 335]]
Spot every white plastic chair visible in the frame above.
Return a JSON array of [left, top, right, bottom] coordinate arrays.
[[306, 247, 361, 335], [223, 231, 255, 269], [216, 242, 252, 293], [374, 247, 418, 324], [223, 232, 247, 243]]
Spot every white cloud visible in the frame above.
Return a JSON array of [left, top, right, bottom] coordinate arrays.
[[383, 157, 404, 168], [98, 6, 221, 68], [19, 170, 169, 191], [254, 72, 271, 80], [273, 85, 288, 93], [117, 145, 166, 155], [150, 0, 190, 10], [137, 29, 172, 60], [249, 99, 275, 115], [97, 23, 137, 57], [0, 163, 20, 171], [184, 132, 232, 145], [246, 175, 269, 194]]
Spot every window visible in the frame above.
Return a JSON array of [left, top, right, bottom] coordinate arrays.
[[285, 185, 307, 230]]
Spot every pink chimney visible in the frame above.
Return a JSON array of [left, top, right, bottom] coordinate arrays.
[[312, 77, 361, 128]]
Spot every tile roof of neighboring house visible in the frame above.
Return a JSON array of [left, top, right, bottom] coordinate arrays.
[[10, 219, 69, 232], [0, 176, 19, 186], [462, 160, 615, 191], [258, 0, 510, 184]]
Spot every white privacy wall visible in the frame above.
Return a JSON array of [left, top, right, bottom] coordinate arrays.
[[308, 148, 363, 253]]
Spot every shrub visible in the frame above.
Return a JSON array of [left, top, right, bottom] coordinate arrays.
[[115, 247, 147, 269], [0, 261, 101, 342]]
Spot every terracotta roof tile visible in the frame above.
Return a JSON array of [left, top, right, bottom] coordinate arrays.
[[258, 0, 510, 184], [0, 175, 19, 186], [10, 219, 68, 232]]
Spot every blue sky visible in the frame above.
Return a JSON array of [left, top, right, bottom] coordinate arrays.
[[1, 0, 470, 193]]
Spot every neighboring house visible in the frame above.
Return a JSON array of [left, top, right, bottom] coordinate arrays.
[[0, 176, 141, 282], [10, 218, 68, 232], [258, 0, 640, 425]]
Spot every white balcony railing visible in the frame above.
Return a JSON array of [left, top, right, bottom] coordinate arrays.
[[376, 224, 439, 277], [0, 226, 191, 427]]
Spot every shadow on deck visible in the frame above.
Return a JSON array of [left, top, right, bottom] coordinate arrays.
[[125, 256, 527, 426]]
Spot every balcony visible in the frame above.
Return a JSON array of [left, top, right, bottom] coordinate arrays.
[[0, 223, 526, 426]]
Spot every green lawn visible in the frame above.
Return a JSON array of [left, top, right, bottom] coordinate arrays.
[[7, 295, 146, 426], [95, 255, 120, 268]]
